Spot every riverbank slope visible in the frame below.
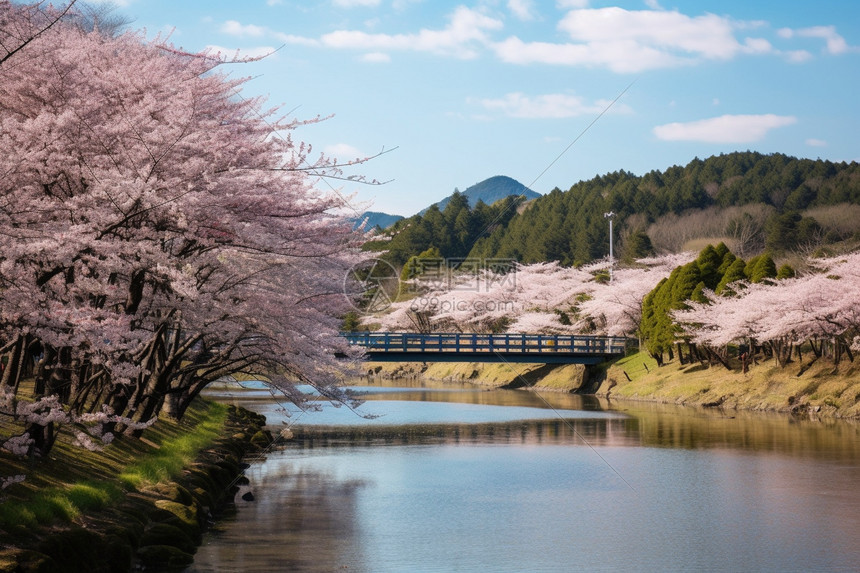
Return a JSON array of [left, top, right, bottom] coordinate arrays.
[[365, 350, 860, 419], [0, 401, 272, 572], [364, 361, 589, 391], [601, 350, 860, 418]]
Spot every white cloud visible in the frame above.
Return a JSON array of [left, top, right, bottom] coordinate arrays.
[[333, 0, 382, 7], [785, 49, 813, 63], [492, 7, 749, 72], [220, 20, 267, 38], [265, 4, 851, 74], [274, 33, 321, 47], [508, 0, 536, 22], [743, 37, 772, 54], [476, 92, 631, 119], [796, 25, 850, 55], [558, 8, 741, 59], [325, 143, 365, 161], [653, 114, 797, 143], [361, 52, 391, 63], [267, 0, 283, 5], [778, 25, 854, 59], [493, 36, 683, 73], [321, 7, 503, 58], [806, 138, 827, 147]]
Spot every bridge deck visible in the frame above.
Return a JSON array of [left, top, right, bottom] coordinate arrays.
[[343, 332, 628, 364]]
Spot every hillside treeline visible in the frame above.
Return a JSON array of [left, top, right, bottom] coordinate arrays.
[[371, 152, 860, 268], [472, 152, 860, 265], [365, 191, 523, 267]]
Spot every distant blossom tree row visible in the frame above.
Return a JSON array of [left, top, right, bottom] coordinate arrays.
[[674, 252, 860, 368], [378, 247, 860, 370], [0, 1, 363, 461], [378, 253, 695, 336]]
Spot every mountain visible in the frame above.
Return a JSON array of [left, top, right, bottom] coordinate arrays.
[[422, 175, 540, 214], [352, 210, 403, 231]]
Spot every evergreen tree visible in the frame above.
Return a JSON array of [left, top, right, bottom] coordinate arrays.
[[715, 258, 747, 296], [746, 254, 778, 283], [777, 264, 796, 279]]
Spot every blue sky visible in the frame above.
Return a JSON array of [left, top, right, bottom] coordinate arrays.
[[107, 0, 859, 216]]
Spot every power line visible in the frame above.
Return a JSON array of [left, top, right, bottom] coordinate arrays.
[[471, 79, 637, 248]]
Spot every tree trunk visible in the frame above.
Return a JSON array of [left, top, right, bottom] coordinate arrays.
[[809, 339, 822, 358], [842, 338, 854, 363], [705, 345, 732, 370], [676, 342, 686, 365], [1, 336, 25, 393], [25, 421, 56, 458]]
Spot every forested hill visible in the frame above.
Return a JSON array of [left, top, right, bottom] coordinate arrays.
[[468, 151, 860, 266], [352, 210, 403, 231], [365, 191, 525, 267]]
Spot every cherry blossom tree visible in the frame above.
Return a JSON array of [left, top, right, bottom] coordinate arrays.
[[674, 251, 860, 368], [0, 3, 365, 459], [574, 253, 695, 338], [376, 254, 692, 338], [0, 0, 77, 67], [378, 262, 590, 333]]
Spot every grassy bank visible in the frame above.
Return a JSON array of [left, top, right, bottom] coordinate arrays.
[[365, 350, 860, 419], [601, 350, 860, 418], [0, 400, 271, 572]]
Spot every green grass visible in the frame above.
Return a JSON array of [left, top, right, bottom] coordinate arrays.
[[0, 481, 123, 531], [0, 400, 229, 531], [119, 402, 227, 490]]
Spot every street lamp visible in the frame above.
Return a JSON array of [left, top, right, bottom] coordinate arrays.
[[604, 211, 615, 282]]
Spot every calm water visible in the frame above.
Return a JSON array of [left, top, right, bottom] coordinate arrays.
[[189, 379, 860, 572]]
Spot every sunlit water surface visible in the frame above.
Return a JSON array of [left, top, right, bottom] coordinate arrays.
[[188, 379, 860, 572]]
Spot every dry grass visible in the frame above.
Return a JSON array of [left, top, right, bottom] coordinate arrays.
[[682, 236, 735, 253], [604, 350, 860, 418], [366, 360, 579, 389]]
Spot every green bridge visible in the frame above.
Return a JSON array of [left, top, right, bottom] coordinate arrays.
[[343, 332, 630, 364]]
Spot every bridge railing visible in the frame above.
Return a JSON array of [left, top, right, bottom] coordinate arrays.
[[342, 332, 628, 356]]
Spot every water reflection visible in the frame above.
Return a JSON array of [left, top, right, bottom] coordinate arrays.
[[290, 418, 636, 449], [191, 379, 860, 573], [208, 378, 860, 462], [188, 460, 369, 572], [617, 400, 860, 462]]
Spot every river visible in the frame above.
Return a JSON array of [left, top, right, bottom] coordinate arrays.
[[187, 379, 860, 572]]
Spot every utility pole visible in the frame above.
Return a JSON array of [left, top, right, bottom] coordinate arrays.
[[604, 211, 615, 282]]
